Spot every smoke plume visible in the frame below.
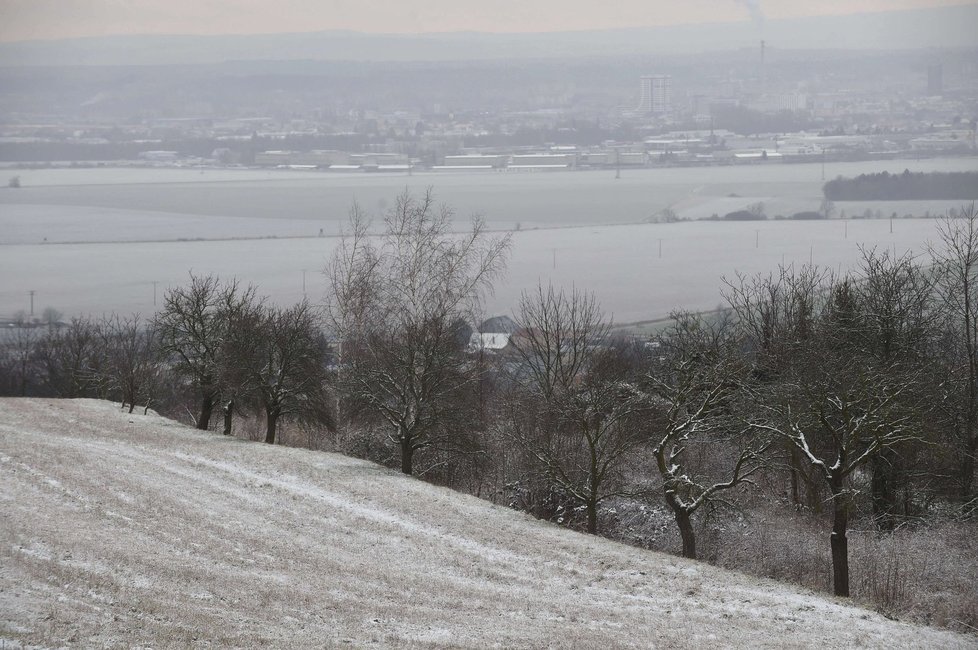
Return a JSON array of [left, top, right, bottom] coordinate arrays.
[[735, 0, 764, 26]]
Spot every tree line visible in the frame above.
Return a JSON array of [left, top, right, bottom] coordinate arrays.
[[823, 171, 978, 201], [2, 192, 977, 612]]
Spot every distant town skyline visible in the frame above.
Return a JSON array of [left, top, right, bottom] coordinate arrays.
[[1, 0, 974, 43]]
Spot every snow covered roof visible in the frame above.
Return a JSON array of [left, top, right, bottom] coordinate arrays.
[[468, 332, 511, 352]]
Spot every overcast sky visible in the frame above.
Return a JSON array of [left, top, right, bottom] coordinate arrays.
[[1, 0, 973, 42]]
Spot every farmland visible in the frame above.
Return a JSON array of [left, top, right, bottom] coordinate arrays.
[[2, 157, 976, 322]]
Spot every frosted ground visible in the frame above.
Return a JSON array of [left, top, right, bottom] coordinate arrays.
[[1, 156, 975, 321], [2, 398, 975, 649]]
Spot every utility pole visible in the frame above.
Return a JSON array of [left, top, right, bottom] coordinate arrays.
[[302, 269, 307, 297], [28, 290, 35, 316], [152, 281, 158, 307], [658, 238, 663, 259], [755, 229, 760, 248]]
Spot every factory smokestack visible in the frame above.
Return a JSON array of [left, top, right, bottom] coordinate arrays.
[[761, 40, 766, 94]]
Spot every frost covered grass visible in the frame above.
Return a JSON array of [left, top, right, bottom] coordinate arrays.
[[1, 398, 974, 648], [703, 511, 978, 634]]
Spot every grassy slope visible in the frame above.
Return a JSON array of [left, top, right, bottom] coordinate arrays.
[[0, 398, 973, 649]]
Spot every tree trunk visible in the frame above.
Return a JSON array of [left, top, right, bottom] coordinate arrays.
[[871, 452, 897, 532], [675, 508, 697, 559], [586, 499, 598, 535], [223, 398, 234, 436], [830, 476, 850, 597], [197, 392, 215, 430], [789, 446, 801, 507], [960, 448, 975, 500], [399, 429, 414, 475], [264, 407, 279, 444], [663, 487, 697, 559]]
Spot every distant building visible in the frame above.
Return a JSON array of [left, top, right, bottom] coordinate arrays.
[[436, 154, 507, 170], [749, 93, 810, 112], [138, 150, 179, 162], [639, 75, 672, 115], [927, 63, 943, 95], [508, 153, 575, 170]]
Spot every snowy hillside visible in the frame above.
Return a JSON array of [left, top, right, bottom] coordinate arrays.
[[0, 398, 973, 648]]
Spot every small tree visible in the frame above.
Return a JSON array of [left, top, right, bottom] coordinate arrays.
[[645, 311, 768, 559], [35, 316, 101, 398], [156, 275, 257, 430], [99, 315, 163, 414], [248, 300, 332, 445], [327, 189, 510, 474], [7, 316, 40, 397]]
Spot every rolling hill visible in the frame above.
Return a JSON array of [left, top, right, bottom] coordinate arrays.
[[0, 398, 973, 648]]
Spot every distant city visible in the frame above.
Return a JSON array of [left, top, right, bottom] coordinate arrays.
[[1, 44, 975, 173]]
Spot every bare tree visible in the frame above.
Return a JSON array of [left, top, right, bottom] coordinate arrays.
[[6, 317, 41, 397], [35, 316, 101, 398], [156, 274, 257, 430], [930, 204, 978, 498], [645, 311, 769, 559], [509, 285, 649, 534], [213, 287, 266, 436], [99, 314, 163, 414], [748, 278, 923, 598], [326, 189, 510, 474], [247, 300, 332, 445], [724, 265, 826, 510], [848, 248, 934, 529]]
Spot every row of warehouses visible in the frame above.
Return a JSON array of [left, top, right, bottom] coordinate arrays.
[[252, 128, 961, 171], [252, 149, 673, 171]]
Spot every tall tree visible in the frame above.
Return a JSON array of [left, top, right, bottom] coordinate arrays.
[[930, 205, 978, 498], [509, 285, 649, 534], [744, 274, 923, 597], [846, 248, 934, 529], [724, 265, 825, 510], [327, 190, 510, 474]]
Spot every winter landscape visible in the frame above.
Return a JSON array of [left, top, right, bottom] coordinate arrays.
[[3, 1, 978, 648]]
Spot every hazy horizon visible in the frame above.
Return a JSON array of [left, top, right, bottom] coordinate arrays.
[[2, 0, 975, 43]]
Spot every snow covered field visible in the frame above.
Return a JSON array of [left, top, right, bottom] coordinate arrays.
[[0, 216, 950, 323], [1, 398, 973, 648], [2, 158, 976, 238], [1, 157, 974, 322]]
